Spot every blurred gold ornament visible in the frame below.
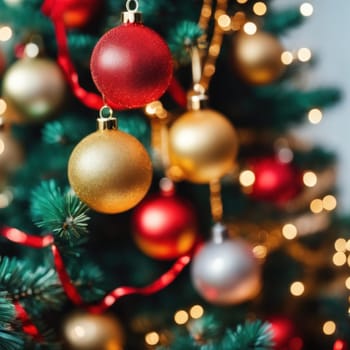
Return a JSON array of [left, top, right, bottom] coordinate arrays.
[[0, 124, 24, 182], [2, 57, 66, 123], [232, 31, 285, 85], [168, 108, 238, 183], [68, 116, 152, 214], [62, 312, 124, 350]]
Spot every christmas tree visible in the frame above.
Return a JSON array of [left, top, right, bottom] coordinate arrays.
[[0, 0, 347, 349]]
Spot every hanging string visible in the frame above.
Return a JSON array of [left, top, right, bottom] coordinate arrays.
[[209, 179, 223, 222]]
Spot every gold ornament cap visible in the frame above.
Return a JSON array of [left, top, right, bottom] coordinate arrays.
[[187, 86, 209, 111], [97, 105, 118, 130]]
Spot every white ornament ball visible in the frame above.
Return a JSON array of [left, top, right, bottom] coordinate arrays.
[[191, 225, 261, 305]]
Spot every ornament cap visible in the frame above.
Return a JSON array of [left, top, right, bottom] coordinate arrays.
[[121, 11, 143, 24], [97, 105, 118, 130], [211, 222, 228, 244], [187, 89, 209, 111], [96, 117, 118, 131]]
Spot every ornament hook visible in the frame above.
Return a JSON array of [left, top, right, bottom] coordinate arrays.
[[126, 0, 139, 12], [97, 105, 117, 131]]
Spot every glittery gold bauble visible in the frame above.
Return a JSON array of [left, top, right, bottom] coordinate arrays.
[[2, 57, 66, 123], [168, 109, 238, 183], [68, 125, 152, 214], [232, 31, 285, 85], [62, 312, 124, 350]]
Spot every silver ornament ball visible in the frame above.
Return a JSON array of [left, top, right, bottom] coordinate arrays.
[[191, 227, 261, 305]]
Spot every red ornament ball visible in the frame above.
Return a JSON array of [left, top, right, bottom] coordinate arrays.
[[62, 0, 100, 29], [245, 156, 303, 205], [90, 23, 173, 109], [334, 340, 349, 350], [132, 189, 198, 260], [269, 317, 296, 348]]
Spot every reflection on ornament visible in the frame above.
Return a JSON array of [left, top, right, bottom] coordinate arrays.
[[168, 108, 238, 183], [132, 183, 198, 260], [90, 13, 173, 109], [62, 311, 124, 350], [2, 57, 66, 123], [68, 115, 152, 214], [232, 31, 285, 85], [191, 223, 261, 305]]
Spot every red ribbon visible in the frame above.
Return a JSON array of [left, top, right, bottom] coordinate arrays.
[[0, 225, 191, 311], [88, 254, 191, 313], [14, 301, 43, 342], [41, 0, 104, 110]]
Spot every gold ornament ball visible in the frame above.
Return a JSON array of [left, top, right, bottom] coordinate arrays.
[[232, 31, 285, 85], [62, 312, 124, 350], [168, 109, 238, 183], [2, 57, 66, 123], [0, 129, 24, 181], [68, 128, 153, 214]]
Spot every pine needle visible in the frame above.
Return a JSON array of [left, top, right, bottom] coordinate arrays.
[[30, 180, 90, 240]]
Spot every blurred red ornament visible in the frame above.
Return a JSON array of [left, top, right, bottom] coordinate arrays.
[[269, 317, 295, 348], [0, 48, 6, 75], [62, 0, 100, 29], [245, 156, 302, 205], [90, 22, 173, 110], [132, 185, 198, 260], [334, 339, 348, 350]]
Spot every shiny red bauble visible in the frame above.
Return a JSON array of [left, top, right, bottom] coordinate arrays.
[[334, 340, 348, 350], [90, 23, 173, 110], [269, 317, 297, 349], [246, 156, 302, 205], [132, 190, 198, 260], [62, 0, 100, 29]]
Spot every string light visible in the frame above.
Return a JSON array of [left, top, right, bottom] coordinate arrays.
[[334, 238, 347, 252], [323, 195, 337, 211], [174, 310, 189, 325], [218, 14, 231, 30], [24, 43, 40, 58], [253, 245, 267, 259], [0, 26, 12, 41], [239, 170, 255, 187], [345, 277, 350, 289], [310, 199, 323, 214], [308, 108, 323, 124], [290, 281, 305, 296], [303, 171, 317, 187], [297, 47, 312, 62], [243, 22, 257, 35], [300, 2, 314, 17], [322, 321, 336, 335], [189, 305, 204, 319], [236, 0, 248, 3], [282, 224, 298, 240], [145, 332, 160, 346], [253, 2, 267, 16], [333, 252, 346, 266], [281, 51, 294, 65]]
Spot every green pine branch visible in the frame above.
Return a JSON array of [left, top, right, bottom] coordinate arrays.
[[0, 256, 65, 312], [30, 180, 90, 240]]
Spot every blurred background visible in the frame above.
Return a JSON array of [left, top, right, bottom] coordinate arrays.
[[276, 0, 350, 212]]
